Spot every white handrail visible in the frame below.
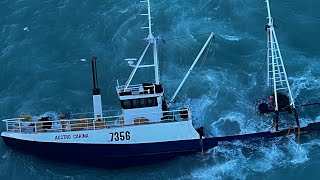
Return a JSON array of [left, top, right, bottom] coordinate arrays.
[[2, 109, 191, 133]]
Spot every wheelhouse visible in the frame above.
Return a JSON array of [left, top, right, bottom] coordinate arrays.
[[116, 83, 165, 125]]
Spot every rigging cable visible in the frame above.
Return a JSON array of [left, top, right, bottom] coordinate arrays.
[[161, 32, 213, 42], [255, 51, 268, 82], [199, 37, 214, 70], [159, 32, 214, 130]]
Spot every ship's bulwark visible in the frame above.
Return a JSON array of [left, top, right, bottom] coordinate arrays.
[[3, 121, 320, 168]]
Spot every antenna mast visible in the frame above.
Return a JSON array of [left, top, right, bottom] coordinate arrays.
[[144, 0, 160, 84], [265, 0, 300, 131], [123, 0, 159, 91]]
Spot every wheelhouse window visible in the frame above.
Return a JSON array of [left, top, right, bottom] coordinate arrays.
[[147, 98, 157, 107], [121, 100, 132, 109], [139, 98, 147, 107], [132, 99, 140, 108], [121, 97, 158, 109]]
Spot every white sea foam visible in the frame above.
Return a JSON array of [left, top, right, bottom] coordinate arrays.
[[210, 112, 245, 136], [291, 70, 320, 99], [188, 135, 317, 179], [220, 34, 241, 41], [191, 159, 246, 180], [287, 137, 310, 164]]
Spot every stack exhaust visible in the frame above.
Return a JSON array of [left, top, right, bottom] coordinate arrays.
[[91, 56, 103, 120]]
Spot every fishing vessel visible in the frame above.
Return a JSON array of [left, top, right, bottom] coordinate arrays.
[[1, 0, 215, 168], [1, 0, 319, 168]]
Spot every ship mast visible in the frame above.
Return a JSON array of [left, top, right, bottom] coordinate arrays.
[[265, 0, 300, 131], [124, 0, 159, 91]]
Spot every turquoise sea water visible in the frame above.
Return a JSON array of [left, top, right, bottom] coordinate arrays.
[[1, 0, 320, 179]]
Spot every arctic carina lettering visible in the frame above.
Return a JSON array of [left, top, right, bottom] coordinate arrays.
[[55, 134, 88, 140]]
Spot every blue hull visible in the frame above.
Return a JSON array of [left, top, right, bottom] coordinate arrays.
[[2, 121, 320, 168], [1, 137, 205, 168]]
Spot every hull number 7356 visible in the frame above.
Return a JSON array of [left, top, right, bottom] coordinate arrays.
[[109, 131, 130, 141]]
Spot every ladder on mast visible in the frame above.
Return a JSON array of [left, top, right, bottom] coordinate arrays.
[[265, 0, 300, 132]]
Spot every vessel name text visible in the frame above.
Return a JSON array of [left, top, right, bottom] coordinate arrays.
[[55, 133, 89, 140]]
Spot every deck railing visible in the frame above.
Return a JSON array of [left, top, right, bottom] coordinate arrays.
[[116, 84, 162, 96], [2, 109, 191, 134]]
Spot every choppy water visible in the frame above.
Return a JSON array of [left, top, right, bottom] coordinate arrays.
[[1, 0, 320, 179]]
